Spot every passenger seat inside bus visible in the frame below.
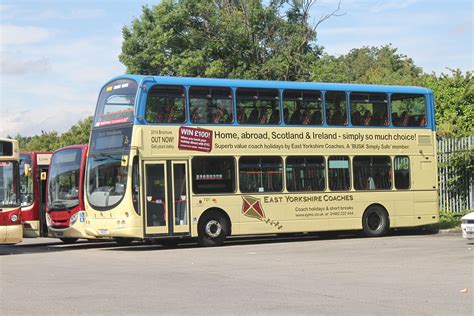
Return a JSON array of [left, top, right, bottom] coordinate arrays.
[[310, 110, 322, 125], [248, 108, 259, 124], [268, 109, 279, 124], [289, 109, 301, 124]]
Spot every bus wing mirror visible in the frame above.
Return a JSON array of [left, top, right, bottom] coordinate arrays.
[[121, 155, 128, 167], [24, 163, 32, 177]]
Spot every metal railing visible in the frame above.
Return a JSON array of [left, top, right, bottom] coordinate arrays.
[[437, 136, 473, 213]]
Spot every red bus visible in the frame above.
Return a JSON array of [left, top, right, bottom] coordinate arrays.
[[19, 152, 52, 237], [46, 145, 90, 243]]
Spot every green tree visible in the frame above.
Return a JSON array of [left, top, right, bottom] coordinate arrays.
[[120, 0, 342, 81], [420, 69, 473, 137], [13, 116, 93, 152], [57, 116, 93, 147], [311, 45, 423, 85], [19, 131, 60, 152]]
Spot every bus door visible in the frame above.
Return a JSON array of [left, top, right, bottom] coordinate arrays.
[[144, 160, 190, 236], [38, 166, 49, 236]]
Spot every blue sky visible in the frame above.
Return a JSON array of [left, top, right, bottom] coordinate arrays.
[[0, 0, 472, 137]]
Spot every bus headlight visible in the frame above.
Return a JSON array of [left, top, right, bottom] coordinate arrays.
[[10, 214, 18, 223], [45, 213, 52, 226], [70, 213, 79, 226]]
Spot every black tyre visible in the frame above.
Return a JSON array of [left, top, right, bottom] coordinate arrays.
[[59, 238, 78, 244], [198, 211, 228, 247], [362, 206, 389, 237], [115, 237, 134, 246]]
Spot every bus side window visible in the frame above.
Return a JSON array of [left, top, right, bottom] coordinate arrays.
[[237, 89, 279, 125], [353, 156, 392, 190], [283, 90, 322, 126], [350, 92, 388, 127], [286, 156, 325, 192], [192, 157, 235, 194], [328, 156, 350, 191], [189, 87, 233, 124], [239, 157, 283, 193], [394, 156, 410, 189], [391, 94, 426, 127], [325, 91, 347, 126], [145, 85, 186, 123]]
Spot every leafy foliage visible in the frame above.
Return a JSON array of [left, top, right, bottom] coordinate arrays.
[[120, 0, 328, 81], [12, 117, 92, 152], [420, 69, 473, 137], [440, 147, 474, 206], [311, 45, 423, 85]]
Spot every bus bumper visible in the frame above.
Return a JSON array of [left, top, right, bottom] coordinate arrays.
[[0, 225, 23, 244], [85, 226, 143, 239], [48, 224, 95, 239], [23, 220, 40, 238]]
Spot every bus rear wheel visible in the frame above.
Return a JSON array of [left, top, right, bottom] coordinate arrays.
[[198, 212, 228, 247], [59, 238, 78, 244], [362, 206, 389, 237]]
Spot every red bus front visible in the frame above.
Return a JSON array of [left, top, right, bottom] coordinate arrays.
[[46, 145, 90, 242]]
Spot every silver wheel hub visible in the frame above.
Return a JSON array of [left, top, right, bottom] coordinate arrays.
[[205, 220, 222, 238]]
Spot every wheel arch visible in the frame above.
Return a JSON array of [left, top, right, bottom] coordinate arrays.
[[198, 207, 232, 236], [363, 203, 391, 226]]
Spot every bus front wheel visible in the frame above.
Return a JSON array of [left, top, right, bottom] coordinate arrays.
[[362, 206, 389, 237], [198, 211, 228, 247]]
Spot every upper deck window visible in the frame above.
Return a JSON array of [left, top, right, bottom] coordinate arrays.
[[0, 141, 13, 156], [94, 79, 137, 127], [236, 89, 280, 125], [189, 87, 233, 124], [146, 85, 186, 123], [283, 90, 322, 125], [391, 94, 426, 127], [350, 92, 388, 127], [325, 91, 347, 126]]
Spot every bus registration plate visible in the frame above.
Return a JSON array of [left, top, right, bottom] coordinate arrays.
[[98, 229, 109, 235]]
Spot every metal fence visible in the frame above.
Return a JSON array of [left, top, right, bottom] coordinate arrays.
[[437, 136, 473, 213]]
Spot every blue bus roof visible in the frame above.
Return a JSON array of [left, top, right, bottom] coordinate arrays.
[[105, 74, 433, 95]]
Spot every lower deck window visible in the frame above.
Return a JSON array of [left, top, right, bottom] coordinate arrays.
[[239, 157, 283, 193], [353, 156, 392, 190], [394, 156, 410, 189], [286, 156, 325, 191], [192, 157, 235, 194], [328, 156, 350, 191]]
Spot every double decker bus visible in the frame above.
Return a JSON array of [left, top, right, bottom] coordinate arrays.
[[0, 138, 21, 244], [20, 151, 52, 237], [84, 75, 438, 246], [46, 145, 90, 243]]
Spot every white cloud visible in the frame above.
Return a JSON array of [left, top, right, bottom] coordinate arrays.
[[0, 24, 53, 45], [369, 0, 419, 13], [22, 8, 106, 21], [1, 106, 92, 137], [0, 33, 125, 137], [0, 53, 51, 75]]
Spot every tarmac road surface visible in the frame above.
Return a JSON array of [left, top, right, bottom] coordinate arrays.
[[1, 233, 473, 315]]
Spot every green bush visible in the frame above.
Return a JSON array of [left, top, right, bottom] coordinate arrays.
[[437, 210, 470, 229]]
